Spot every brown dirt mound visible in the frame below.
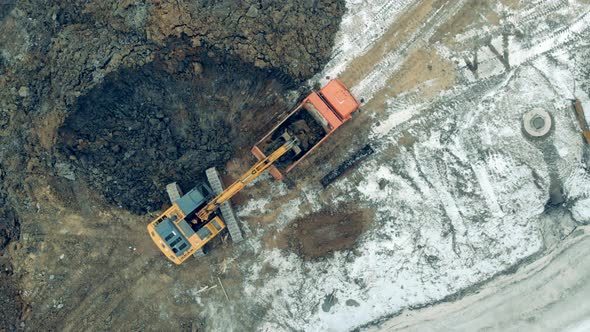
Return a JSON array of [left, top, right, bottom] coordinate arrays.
[[283, 209, 372, 260]]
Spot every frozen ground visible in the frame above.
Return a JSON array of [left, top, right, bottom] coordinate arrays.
[[221, 0, 590, 331], [370, 225, 590, 331]]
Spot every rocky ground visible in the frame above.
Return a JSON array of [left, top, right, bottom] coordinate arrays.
[[2, 0, 590, 331]]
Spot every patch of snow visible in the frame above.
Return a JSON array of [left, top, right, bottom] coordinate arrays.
[[564, 168, 590, 199], [510, 10, 590, 67], [273, 197, 303, 231], [571, 198, 590, 223], [237, 198, 270, 217], [369, 99, 424, 140], [310, 0, 416, 86], [566, 317, 590, 332]]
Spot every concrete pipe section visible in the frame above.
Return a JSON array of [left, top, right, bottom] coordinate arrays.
[[523, 109, 552, 138]]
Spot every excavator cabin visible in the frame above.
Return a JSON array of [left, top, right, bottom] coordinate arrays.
[[147, 184, 225, 264]]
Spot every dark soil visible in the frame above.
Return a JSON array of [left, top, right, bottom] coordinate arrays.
[[320, 144, 375, 187], [0, 259, 28, 331], [282, 209, 372, 260], [0, 166, 19, 256], [0, 190, 21, 332], [0, 1, 15, 22], [0, 210, 19, 255], [147, 0, 346, 80], [58, 54, 293, 214]]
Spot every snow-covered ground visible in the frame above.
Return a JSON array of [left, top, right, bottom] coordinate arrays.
[[311, 0, 416, 86], [370, 225, 590, 331], [206, 1, 590, 331]]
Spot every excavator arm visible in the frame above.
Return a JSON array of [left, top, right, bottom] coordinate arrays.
[[196, 133, 300, 222]]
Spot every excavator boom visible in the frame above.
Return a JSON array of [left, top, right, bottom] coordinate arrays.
[[196, 133, 299, 222]]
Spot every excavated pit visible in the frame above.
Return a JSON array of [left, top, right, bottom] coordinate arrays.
[[58, 54, 294, 214], [1, 1, 347, 330]]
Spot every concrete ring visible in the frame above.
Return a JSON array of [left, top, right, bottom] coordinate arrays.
[[523, 109, 552, 138]]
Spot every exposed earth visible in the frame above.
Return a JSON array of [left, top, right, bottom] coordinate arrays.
[[279, 209, 372, 261], [2, 0, 590, 331], [57, 54, 291, 213], [0, 0, 344, 330]]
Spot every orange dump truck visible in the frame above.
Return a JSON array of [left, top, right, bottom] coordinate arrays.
[[251, 79, 360, 180]]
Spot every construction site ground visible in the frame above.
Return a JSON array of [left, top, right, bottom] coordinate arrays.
[[2, 0, 590, 331]]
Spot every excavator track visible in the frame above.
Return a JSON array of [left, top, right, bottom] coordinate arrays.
[[166, 182, 205, 257], [165, 182, 183, 203], [205, 167, 244, 242]]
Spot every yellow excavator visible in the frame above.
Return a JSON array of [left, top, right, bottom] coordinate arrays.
[[147, 132, 301, 265]]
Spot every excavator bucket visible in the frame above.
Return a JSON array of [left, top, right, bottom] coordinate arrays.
[[205, 167, 243, 242], [280, 131, 302, 155]]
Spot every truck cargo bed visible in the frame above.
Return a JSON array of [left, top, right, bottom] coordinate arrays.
[[251, 79, 360, 181], [255, 102, 329, 173]]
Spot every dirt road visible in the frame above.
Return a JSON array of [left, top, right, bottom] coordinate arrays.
[[370, 225, 590, 332]]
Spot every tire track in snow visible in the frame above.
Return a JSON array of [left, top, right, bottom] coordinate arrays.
[[351, 0, 469, 101], [510, 10, 590, 67], [505, 0, 569, 27], [454, 4, 590, 80], [312, 0, 417, 85], [471, 163, 504, 218]]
